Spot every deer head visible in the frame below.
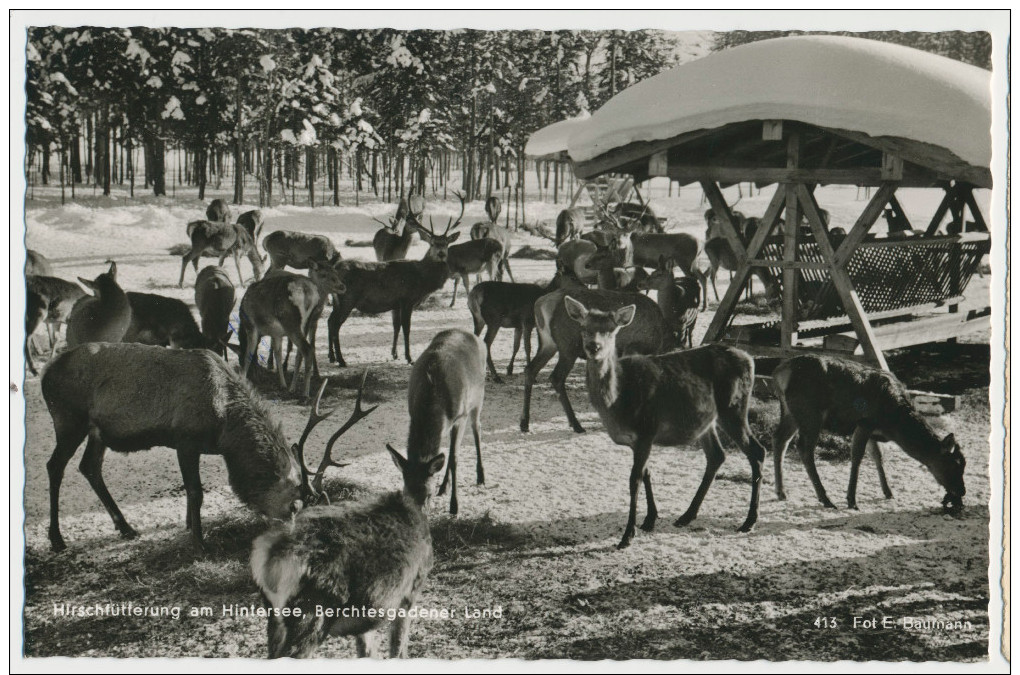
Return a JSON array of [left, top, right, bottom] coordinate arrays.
[[419, 192, 465, 263], [563, 295, 636, 361], [932, 433, 966, 513]]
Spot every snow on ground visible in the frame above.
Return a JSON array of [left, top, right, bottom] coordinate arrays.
[[18, 183, 994, 660]]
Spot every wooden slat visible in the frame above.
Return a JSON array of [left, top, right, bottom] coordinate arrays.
[[833, 183, 896, 267], [963, 187, 990, 232], [821, 309, 990, 354], [925, 186, 955, 235], [749, 260, 831, 270], [573, 128, 718, 180], [719, 341, 873, 364], [700, 181, 747, 259], [762, 120, 783, 140], [665, 165, 940, 187]]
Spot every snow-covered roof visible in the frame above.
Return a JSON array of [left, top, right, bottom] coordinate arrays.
[[569, 36, 992, 177], [524, 111, 590, 160]]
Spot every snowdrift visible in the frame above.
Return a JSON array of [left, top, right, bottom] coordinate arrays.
[[569, 36, 992, 173]]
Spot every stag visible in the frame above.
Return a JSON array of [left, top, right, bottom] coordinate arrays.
[[179, 221, 263, 288], [372, 199, 420, 262], [327, 195, 465, 367]]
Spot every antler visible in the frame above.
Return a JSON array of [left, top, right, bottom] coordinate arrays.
[[294, 379, 337, 498], [312, 369, 379, 496], [519, 221, 558, 245], [446, 191, 467, 235]]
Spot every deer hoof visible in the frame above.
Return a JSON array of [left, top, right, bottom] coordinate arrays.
[[776, 490, 788, 501], [821, 499, 837, 509], [737, 520, 756, 533], [617, 533, 634, 550], [49, 534, 67, 553], [492, 375, 504, 385], [640, 514, 657, 532], [847, 501, 859, 511], [674, 513, 696, 528], [519, 419, 530, 433], [119, 525, 139, 540], [571, 424, 586, 434]]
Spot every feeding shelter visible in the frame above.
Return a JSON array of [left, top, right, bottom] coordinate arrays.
[[568, 35, 992, 370]]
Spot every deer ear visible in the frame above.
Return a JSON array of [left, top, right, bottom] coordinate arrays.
[[614, 305, 637, 328], [107, 261, 117, 278], [386, 444, 406, 472], [448, 231, 461, 243], [941, 434, 957, 452], [563, 296, 589, 324], [426, 453, 446, 477], [78, 277, 96, 292]]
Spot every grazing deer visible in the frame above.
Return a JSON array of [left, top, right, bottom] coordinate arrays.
[[25, 275, 86, 356], [446, 237, 504, 307], [563, 296, 767, 548], [25, 287, 48, 375], [123, 292, 217, 351], [327, 198, 464, 366], [252, 420, 439, 657], [263, 230, 341, 273], [639, 257, 701, 349], [405, 329, 486, 515], [520, 284, 667, 434], [206, 198, 232, 223], [468, 279, 557, 383], [195, 266, 236, 359], [771, 354, 966, 513], [41, 342, 358, 552], [65, 261, 132, 348], [180, 220, 263, 288], [237, 209, 265, 242], [555, 208, 585, 246], [699, 237, 780, 310], [372, 199, 420, 262], [26, 249, 53, 276], [239, 263, 346, 397]]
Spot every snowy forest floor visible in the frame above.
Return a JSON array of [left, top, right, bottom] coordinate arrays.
[[19, 180, 996, 660]]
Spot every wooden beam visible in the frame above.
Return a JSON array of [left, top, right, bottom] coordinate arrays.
[[881, 153, 904, 180], [719, 341, 873, 364], [763, 120, 783, 141], [700, 181, 747, 259], [832, 183, 896, 267], [665, 165, 940, 187], [887, 194, 913, 230], [781, 134, 801, 351], [963, 186, 989, 232], [648, 151, 669, 178], [573, 128, 718, 180], [821, 308, 990, 354], [749, 260, 831, 270], [797, 183, 888, 369], [702, 188, 787, 343]]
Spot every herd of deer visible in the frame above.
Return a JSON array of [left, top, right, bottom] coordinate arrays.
[[24, 194, 966, 658]]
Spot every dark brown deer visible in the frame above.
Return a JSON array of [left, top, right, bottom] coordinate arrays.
[[195, 265, 236, 359], [263, 230, 341, 273], [239, 264, 346, 398], [520, 282, 667, 434], [252, 423, 440, 657], [446, 237, 504, 306], [372, 199, 420, 262], [405, 329, 486, 515], [25, 275, 86, 356], [468, 279, 558, 383], [583, 246, 648, 292], [206, 198, 232, 223], [237, 209, 265, 242], [327, 198, 465, 366], [65, 261, 132, 348], [639, 257, 701, 349], [122, 292, 219, 351], [615, 230, 700, 278], [771, 354, 966, 513], [180, 221, 263, 288], [40, 342, 355, 552], [26, 249, 53, 276], [563, 296, 767, 548]]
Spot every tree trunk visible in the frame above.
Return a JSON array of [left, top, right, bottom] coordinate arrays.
[[145, 128, 167, 196], [41, 143, 50, 185], [306, 146, 316, 207], [70, 131, 82, 183], [86, 115, 93, 184], [127, 135, 133, 198], [233, 83, 244, 204], [197, 144, 208, 200]]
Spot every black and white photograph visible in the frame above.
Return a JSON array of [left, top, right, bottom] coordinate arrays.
[[11, 9, 1009, 668]]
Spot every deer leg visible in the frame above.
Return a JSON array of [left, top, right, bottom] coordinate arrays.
[[472, 407, 484, 485], [79, 432, 137, 540], [389, 607, 411, 658], [271, 338, 289, 391], [232, 249, 246, 287], [675, 428, 726, 528], [502, 256, 515, 283], [265, 597, 289, 658], [241, 324, 262, 382], [483, 325, 502, 382], [307, 310, 321, 379], [869, 438, 894, 499], [523, 324, 533, 369], [441, 423, 461, 516], [327, 299, 354, 366], [551, 354, 585, 433], [795, 421, 835, 509], [772, 405, 799, 501], [519, 342, 558, 433], [401, 303, 413, 364], [47, 421, 88, 552], [507, 326, 522, 377], [619, 438, 654, 549], [449, 277, 460, 307], [391, 309, 402, 361], [710, 265, 720, 302], [179, 253, 193, 287], [847, 425, 874, 510], [718, 410, 767, 532], [176, 449, 206, 550], [355, 631, 379, 658]]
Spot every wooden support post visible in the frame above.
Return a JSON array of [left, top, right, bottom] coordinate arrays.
[[797, 183, 888, 370], [700, 180, 746, 258], [963, 186, 989, 232], [888, 194, 913, 229], [781, 134, 801, 351], [702, 188, 786, 343], [833, 183, 896, 267]]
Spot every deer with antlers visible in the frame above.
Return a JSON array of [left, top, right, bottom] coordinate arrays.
[[469, 196, 514, 282], [179, 220, 263, 288], [327, 196, 464, 367], [40, 345, 374, 553], [252, 374, 440, 659]]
